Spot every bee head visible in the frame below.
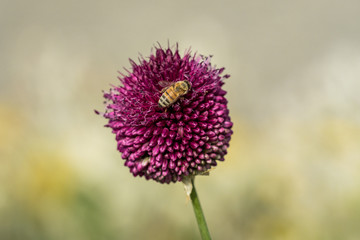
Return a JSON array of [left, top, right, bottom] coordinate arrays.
[[183, 80, 191, 91]]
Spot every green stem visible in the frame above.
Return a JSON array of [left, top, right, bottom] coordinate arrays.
[[190, 178, 212, 240]]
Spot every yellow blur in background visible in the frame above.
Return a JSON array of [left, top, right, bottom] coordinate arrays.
[[1, 1, 360, 239]]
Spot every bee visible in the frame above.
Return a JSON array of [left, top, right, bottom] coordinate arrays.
[[158, 80, 191, 108]]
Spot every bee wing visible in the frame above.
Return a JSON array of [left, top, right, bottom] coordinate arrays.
[[158, 80, 173, 88]]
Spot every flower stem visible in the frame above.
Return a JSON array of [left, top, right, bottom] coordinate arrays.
[[190, 178, 212, 240]]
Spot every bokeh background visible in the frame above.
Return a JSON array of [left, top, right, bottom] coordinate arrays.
[[1, 0, 360, 239]]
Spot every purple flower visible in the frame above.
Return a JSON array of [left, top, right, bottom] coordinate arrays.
[[99, 44, 233, 184]]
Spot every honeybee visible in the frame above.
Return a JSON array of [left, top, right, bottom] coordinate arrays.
[[158, 80, 191, 108]]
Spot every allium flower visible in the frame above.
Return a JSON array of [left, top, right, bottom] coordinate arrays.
[[99, 44, 233, 184]]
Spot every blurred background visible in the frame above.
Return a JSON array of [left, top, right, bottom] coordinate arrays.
[[1, 0, 360, 239]]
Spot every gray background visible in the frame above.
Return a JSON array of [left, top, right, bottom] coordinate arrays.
[[1, 0, 360, 239]]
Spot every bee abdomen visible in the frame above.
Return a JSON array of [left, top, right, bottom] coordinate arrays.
[[158, 94, 172, 108]]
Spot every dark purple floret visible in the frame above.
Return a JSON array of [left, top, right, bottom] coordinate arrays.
[[99, 44, 233, 183]]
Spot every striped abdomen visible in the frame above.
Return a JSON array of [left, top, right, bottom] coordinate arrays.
[[158, 86, 179, 108]]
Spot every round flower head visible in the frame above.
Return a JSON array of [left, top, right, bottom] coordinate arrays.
[[100, 44, 233, 184]]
